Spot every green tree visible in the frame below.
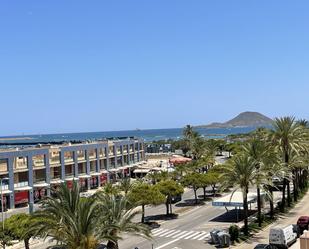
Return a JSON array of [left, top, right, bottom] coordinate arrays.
[[5, 213, 35, 249], [127, 183, 165, 223], [156, 180, 184, 215], [220, 154, 256, 235], [30, 182, 99, 249], [181, 173, 203, 204], [206, 172, 221, 197], [200, 174, 210, 200], [272, 116, 308, 209], [0, 226, 13, 249], [96, 194, 151, 249]]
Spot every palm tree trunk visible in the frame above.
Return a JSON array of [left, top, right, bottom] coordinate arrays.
[[293, 172, 297, 202], [169, 201, 173, 215], [257, 186, 262, 227], [287, 180, 291, 207], [269, 187, 274, 219], [107, 240, 119, 249], [24, 239, 30, 249], [141, 204, 145, 223], [281, 179, 286, 211], [243, 190, 249, 236]]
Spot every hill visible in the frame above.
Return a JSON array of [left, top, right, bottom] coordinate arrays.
[[197, 112, 273, 128]]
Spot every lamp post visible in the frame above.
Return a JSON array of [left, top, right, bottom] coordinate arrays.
[[0, 177, 9, 231]]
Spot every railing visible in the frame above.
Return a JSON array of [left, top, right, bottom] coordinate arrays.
[[14, 181, 29, 188], [33, 159, 45, 167], [64, 157, 74, 162], [33, 178, 46, 183], [50, 156, 60, 164], [0, 184, 9, 191], [65, 174, 74, 178]]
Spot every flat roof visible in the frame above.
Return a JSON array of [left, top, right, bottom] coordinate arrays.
[[212, 192, 261, 207]]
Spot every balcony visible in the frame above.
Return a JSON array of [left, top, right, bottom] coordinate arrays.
[[33, 159, 45, 168], [50, 157, 60, 165], [14, 181, 32, 191], [0, 163, 8, 173]]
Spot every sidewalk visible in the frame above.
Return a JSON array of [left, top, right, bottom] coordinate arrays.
[[236, 191, 309, 249]]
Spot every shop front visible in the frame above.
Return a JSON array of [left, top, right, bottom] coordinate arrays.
[[33, 182, 50, 203], [14, 188, 31, 208], [100, 173, 108, 186]]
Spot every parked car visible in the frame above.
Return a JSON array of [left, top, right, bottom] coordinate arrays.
[[269, 225, 297, 248], [297, 216, 309, 231], [171, 194, 182, 203], [254, 244, 277, 249]]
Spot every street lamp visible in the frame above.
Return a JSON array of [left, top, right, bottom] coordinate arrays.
[[0, 177, 9, 231]]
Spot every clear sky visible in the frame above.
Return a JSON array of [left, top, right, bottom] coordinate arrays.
[[0, 1, 308, 136]]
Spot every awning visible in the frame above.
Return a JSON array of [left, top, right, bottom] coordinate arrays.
[[79, 174, 91, 179], [118, 166, 128, 170], [133, 168, 150, 174], [212, 192, 261, 207], [169, 156, 192, 165], [90, 172, 101, 176], [150, 167, 163, 172], [50, 179, 64, 184], [15, 186, 32, 191], [33, 182, 50, 188], [65, 177, 79, 181], [0, 189, 12, 194], [109, 168, 120, 172]]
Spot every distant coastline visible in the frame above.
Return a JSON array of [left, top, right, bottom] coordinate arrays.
[[0, 137, 33, 141]]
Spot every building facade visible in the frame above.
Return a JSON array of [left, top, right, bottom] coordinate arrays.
[[0, 138, 145, 212]]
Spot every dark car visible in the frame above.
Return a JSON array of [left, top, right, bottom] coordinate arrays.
[[254, 244, 277, 249], [171, 194, 182, 203], [297, 216, 309, 231]]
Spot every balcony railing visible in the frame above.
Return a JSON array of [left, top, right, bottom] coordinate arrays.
[[14, 181, 29, 188], [34, 178, 46, 183]]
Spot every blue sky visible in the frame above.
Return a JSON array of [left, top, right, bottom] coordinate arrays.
[[0, 1, 308, 136]]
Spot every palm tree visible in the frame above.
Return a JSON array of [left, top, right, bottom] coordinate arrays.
[[220, 154, 256, 235], [30, 182, 99, 249], [119, 177, 135, 195], [243, 137, 274, 227], [96, 194, 151, 249], [102, 182, 121, 197], [272, 116, 308, 209], [183, 125, 194, 139]]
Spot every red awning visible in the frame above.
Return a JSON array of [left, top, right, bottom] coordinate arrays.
[[169, 156, 192, 165]]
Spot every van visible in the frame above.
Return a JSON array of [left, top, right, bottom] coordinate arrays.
[[269, 225, 297, 248]]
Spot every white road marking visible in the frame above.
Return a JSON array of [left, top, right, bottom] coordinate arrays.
[[172, 230, 188, 238], [158, 230, 176, 237], [152, 228, 163, 234], [165, 230, 182, 237], [153, 229, 170, 236], [197, 233, 210, 240], [155, 238, 180, 249], [184, 231, 201, 239], [191, 231, 208, 240], [177, 231, 195, 239]]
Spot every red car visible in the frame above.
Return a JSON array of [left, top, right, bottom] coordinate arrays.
[[297, 216, 309, 230]]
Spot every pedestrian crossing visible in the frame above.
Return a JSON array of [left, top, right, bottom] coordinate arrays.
[[152, 228, 210, 241]]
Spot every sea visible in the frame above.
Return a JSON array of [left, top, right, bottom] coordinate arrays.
[[0, 127, 257, 144]]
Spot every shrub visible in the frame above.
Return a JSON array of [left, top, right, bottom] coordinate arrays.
[[229, 225, 240, 241]]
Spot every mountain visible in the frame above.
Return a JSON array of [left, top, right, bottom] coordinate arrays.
[[197, 112, 273, 128]]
